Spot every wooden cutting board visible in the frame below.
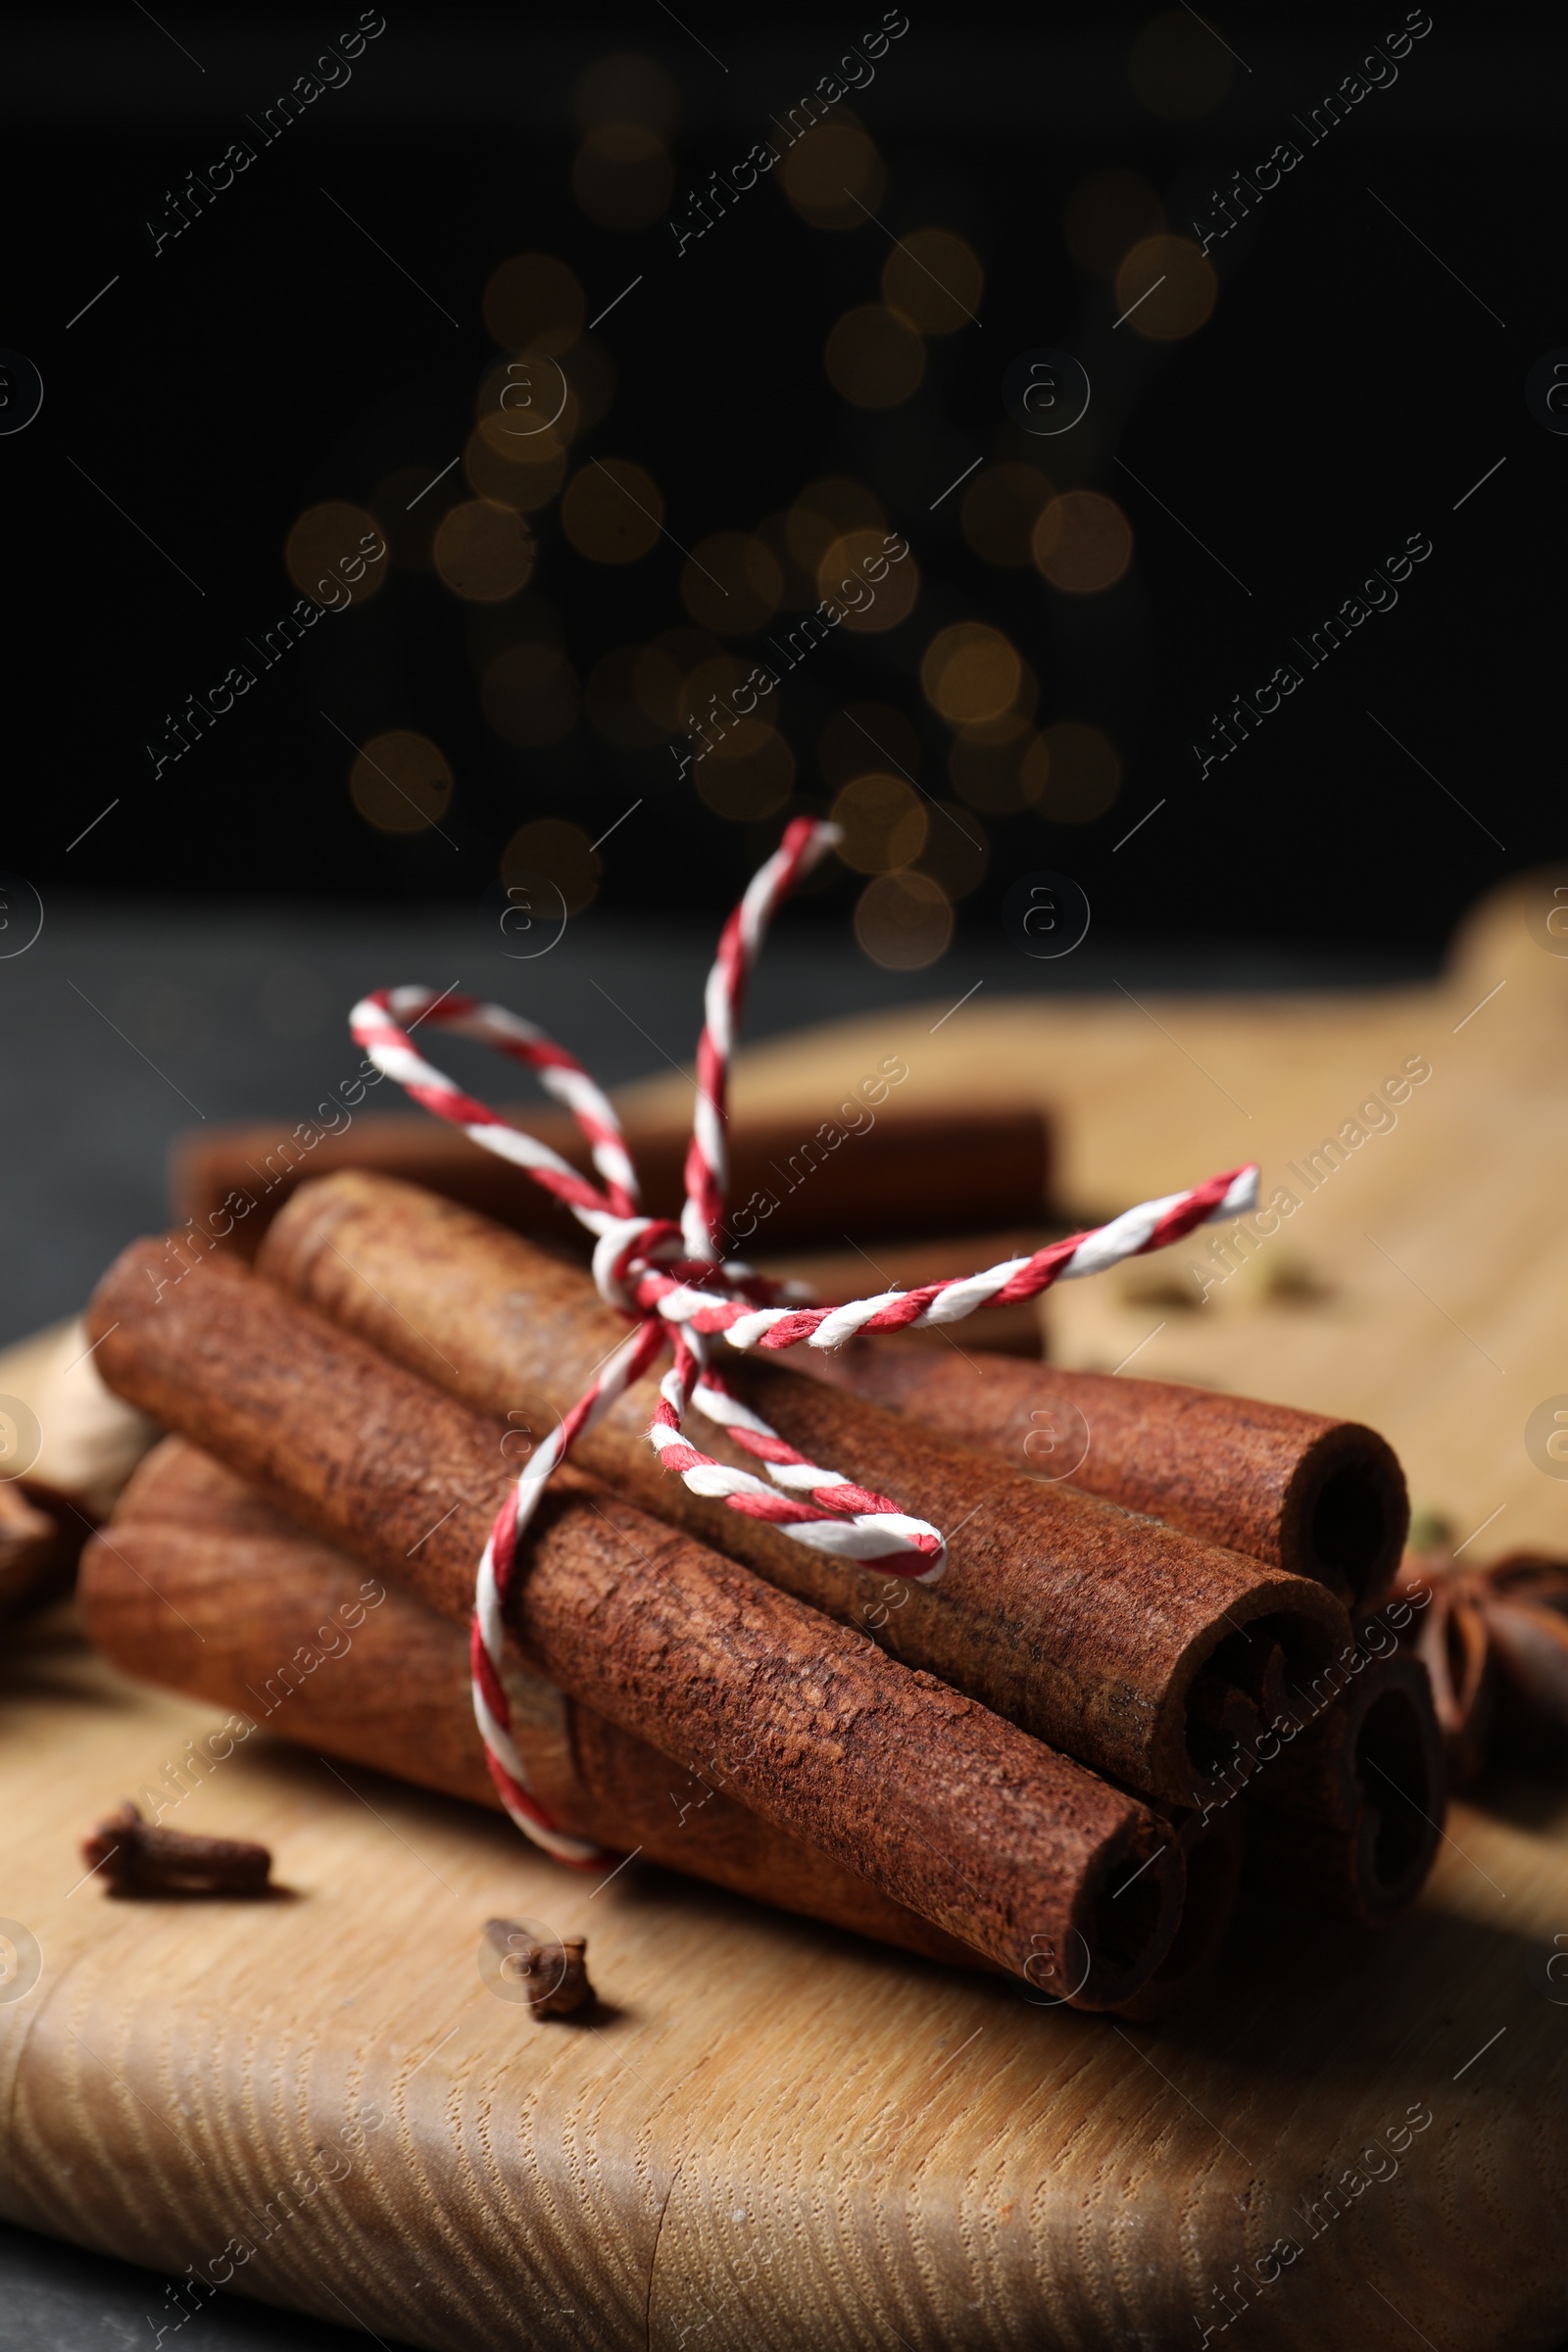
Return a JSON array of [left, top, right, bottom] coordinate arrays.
[[3, 867, 1568, 2350]]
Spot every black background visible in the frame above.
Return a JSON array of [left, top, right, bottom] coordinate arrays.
[[1, 3, 1551, 954]]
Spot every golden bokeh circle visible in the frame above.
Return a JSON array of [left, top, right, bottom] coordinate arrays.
[[285, 502, 387, 610], [432, 500, 535, 602], [781, 117, 885, 229], [1031, 492, 1134, 594], [1064, 169, 1164, 277], [561, 459, 662, 563], [481, 643, 580, 746], [817, 527, 917, 632], [830, 773, 928, 874], [854, 870, 954, 969], [464, 422, 567, 514], [349, 731, 453, 835], [482, 254, 585, 356], [1130, 11, 1233, 119], [572, 122, 674, 230], [880, 229, 983, 335], [953, 659, 1037, 745], [681, 533, 783, 634], [501, 818, 600, 914], [1024, 721, 1123, 823], [921, 622, 1023, 726], [1114, 235, 1217, 340], [824, 305, 925, 408], [474, 357, 578, 454]]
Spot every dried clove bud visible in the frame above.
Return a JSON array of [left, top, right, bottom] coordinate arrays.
[[82, 1801, 272, 1897], [483, 1918, 593, 2016]]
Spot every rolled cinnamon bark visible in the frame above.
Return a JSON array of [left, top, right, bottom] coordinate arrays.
[[78, 1438, 987, 1974], [802, 1346, 1409, 1613], [257, 1172, 1349, 1804], [0, 1479, 61, 1618], [84, 1238, 1182, 2001], [1112, 1804, 1245, 2023], [173, 1102, 1049, 1264], [1238, 1653, 1444, 1927]]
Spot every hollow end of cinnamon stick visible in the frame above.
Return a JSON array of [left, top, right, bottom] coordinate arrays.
[[1111, 1803, 1245, 2023], [1058, 1809, 1186, 2013], [1241, 1655, 1445, 1926], [1276, 1423, 1410, 1614]]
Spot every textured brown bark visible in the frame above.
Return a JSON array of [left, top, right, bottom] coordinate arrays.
[[257, 1172, 1350, 1803], [173, 1102, 1048, 1263], [78, 1438, 990, 1973], [801, 1343, 1409, 1612], [85, 1243, 1182, 1999]]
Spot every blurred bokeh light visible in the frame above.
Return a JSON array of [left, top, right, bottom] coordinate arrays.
[[349, 731, 454, 835], [1031, 491, 1134, 592], [781, 116, 885, 229], [1115, 233, 1217, 338], [432, 499, 536, 601], [854, 869, 954, 968], [561, 459, 663, 562], [501, 816, 600, 913], [284, 501, 387, 610], [880, 229, 984, 334]]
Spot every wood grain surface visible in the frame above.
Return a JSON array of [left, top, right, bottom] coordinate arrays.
[[2, 1610, 1566, 2349], [3, 871, 1567, 2348]]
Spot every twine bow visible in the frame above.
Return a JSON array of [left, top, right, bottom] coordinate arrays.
[[353, 816, 1258, 1863]]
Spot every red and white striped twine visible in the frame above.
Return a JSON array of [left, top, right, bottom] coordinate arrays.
[[352, 815, 1258, 1863]]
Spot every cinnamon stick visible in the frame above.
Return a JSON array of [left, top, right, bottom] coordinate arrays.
[[257, 1172, 1350, 1804], [0, 1314, 160, 1613], [84, 1241, 1184, 2000], [0, 1479, 60, 1618], [1239, 1654, 1444, 1927], [1112, 1804, 1245, 2023], [173, 1101, 1049, 1264], [802, 1345, 1409, 1612], [78, 1438, 988, 1974]]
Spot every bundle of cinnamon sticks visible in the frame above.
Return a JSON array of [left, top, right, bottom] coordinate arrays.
[[77, 1161, 1444, 2017]]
